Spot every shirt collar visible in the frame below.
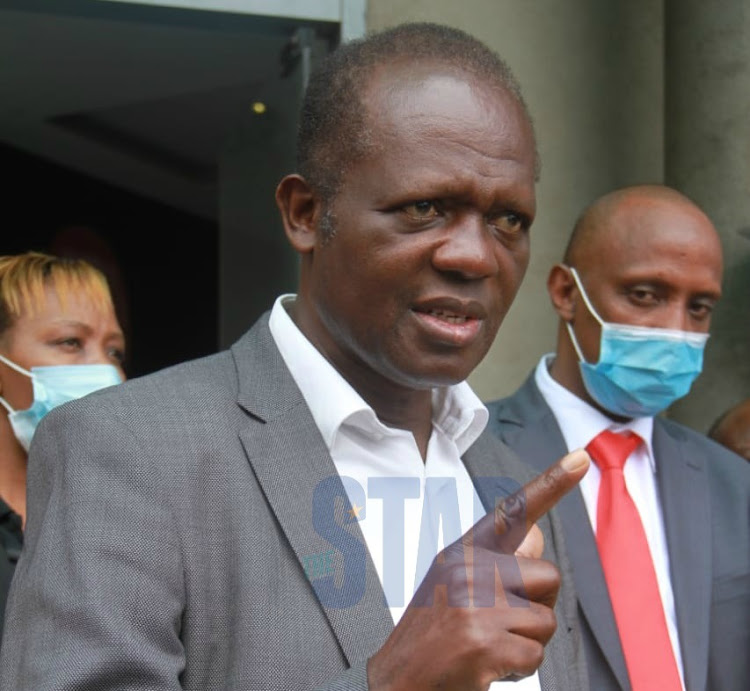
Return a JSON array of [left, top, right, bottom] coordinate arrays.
[[535, 354, 655, 471], [268, 294, 488, 455]]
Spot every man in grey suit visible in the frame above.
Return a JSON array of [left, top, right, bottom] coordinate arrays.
[[488, 185, 750, 690], [0, 24, 591, 691]]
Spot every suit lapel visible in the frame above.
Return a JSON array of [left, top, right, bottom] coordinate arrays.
[[463, 430, 583, 691], [493, 376, 631, 689], [232, 317, 393, 666], [553, 476, 630, 689], [653, 420, 711, 691]]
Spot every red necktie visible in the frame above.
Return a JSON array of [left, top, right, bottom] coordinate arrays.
[[586, 430, 682, 691]]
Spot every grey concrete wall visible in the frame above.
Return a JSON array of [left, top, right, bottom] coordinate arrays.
[[367, 0, 665, 403], [664, 0, 750, 432]]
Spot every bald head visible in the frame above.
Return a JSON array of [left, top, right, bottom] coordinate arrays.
[[709, 399, 750, 461], [563, 185, 721, 268]]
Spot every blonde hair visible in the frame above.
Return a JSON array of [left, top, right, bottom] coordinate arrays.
[[0, 252, 114, 335]]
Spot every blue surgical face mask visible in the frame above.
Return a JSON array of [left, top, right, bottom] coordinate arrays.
[[0, 353, 122, 451], [565, 267, 709, 418]]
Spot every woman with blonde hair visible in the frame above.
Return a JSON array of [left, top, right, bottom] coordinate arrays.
[[0, 252, 125, 636]]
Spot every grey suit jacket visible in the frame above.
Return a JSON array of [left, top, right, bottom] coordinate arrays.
[[0, 317, 587, 690], [487, 373, 750, 691]]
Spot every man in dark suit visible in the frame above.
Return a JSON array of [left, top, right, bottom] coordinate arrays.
[[488, 185, 750, 691], [0, 24, 590, 690]]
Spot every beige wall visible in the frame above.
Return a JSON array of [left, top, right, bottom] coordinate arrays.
[[367, 0, 665, 402]]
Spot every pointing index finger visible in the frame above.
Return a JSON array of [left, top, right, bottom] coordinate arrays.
[[469, 449, 590, 553], [499, 448, 590, 536]]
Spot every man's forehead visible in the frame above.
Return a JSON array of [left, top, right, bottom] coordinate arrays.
[[363, 73, 531, 162], [578, 194, 720, 266], [352, 57, 539, 180], [364, 58, 518, 120]]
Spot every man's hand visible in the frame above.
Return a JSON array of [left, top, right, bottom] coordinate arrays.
[[367, 449, 590, 690]]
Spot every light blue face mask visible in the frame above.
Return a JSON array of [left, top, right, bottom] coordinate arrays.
[[565, 267, 709, 419], [0, 353, 122, 451]]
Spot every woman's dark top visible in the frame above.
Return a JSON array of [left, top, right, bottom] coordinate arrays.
[[0, 498, 23, 646]]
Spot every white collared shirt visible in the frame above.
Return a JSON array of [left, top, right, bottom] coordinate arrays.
[[535, 354, 685, 688], [269, 295, 540, 690]]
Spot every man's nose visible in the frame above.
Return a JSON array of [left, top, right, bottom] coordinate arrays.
[[431, 214, 499, 280], [660, 303, 692, 332]]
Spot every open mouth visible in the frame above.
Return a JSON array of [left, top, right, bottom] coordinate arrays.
[[411, 304, 484, 346], [424, 309, 471, 324]]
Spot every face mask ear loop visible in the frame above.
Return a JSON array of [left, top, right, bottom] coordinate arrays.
[[565, 321, 588, 363], [567, 266, 605, 327], [563, 266, 605, 365], [0, 353, 34, 378], [0, 393, 14, 415], [0, 354, 29, 414]]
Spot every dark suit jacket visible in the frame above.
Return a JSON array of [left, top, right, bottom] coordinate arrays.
[[0, 316, 588, 690], [487, 373, 750, 691]]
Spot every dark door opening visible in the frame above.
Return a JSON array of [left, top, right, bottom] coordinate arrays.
[[1, 142, 218, 378]]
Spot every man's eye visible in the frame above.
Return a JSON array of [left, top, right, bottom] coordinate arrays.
[[490, 211, 526, 235], [690, 302, 714, 319], [402, 201, 440, 220], [630, 288, 657, 304]]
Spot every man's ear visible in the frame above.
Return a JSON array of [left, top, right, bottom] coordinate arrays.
[[275, 174, 323, 254], [547, 264, 577, 321]]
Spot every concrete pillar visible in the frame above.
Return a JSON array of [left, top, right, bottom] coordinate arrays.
[[664, 0, 750, 431], [218, 73, 301, 348], [367, 0, 665, 402]]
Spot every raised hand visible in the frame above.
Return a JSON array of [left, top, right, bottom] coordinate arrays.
[[367, 449, 590, 690]]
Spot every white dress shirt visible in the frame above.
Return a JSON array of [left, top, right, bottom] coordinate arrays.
[[534, 354, 685, 688], [269, 295, 541, 690]]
